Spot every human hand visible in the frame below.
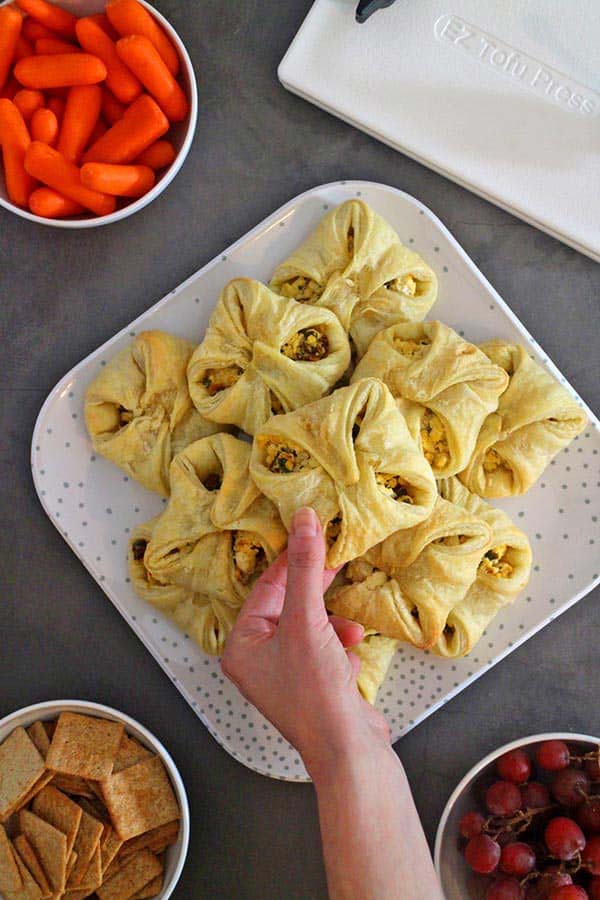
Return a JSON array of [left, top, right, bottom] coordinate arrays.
[[221, 507, 392, 780]]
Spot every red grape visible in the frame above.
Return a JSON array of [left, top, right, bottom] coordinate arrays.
[[498, 749, 533, 785], [547, 887, 588, 900], [459, 810, 486, 838], [588, 878, 600, 900], [577, 797, 600, 833], [526, 870, 573, 900], [500, 841, 536, 876], [551, 768, 591, 807], [465, 834, 501, 873], [583, 835, 600, 875], [487, 877, 525, 900], [586, 754, 600, 781], [487, 781, 523, 816], [545, 817, 586, 860], [522, 781, 551, 809], [537, 741, 571, 772]]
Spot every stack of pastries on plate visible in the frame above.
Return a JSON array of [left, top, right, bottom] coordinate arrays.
[[84, 200, 588, 705]]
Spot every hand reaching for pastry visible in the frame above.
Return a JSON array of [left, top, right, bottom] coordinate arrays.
[[221, 506, 392, 778]]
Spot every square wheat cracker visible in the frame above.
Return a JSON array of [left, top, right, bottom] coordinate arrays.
[[101, 757, 180, 841], [0, 823, 23, 893], [119, 820, 178, 859], [50, 773, 97, 799], [67, 807, 104, 888], [20, 809, 68, 893], [132, 870, 164, 899], [0, 727, 46, 820], [96, 849, 162, 900], [100, 825, 123, 872], [32, 786, 83, 857], [3, 849, 43, 900], [13, 833, 52, 897], [46, 713, 124, 781], [110, 735, 153, 776], [27, 722, 51, 760], [67, 843, 102, 894]]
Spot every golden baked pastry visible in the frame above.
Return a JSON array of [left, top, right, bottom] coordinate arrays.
[[352, 630, 400, 705], [432, 477, 532, 658], [459, 341, 588, 497], [129, 433, 287, 654], [250, 378, 437, 568], [186, 278, 350, 435], [326, 495, 491, 649], [84, 331, 221, 496], [269, 200, 438, 358], [352, 321, 509, 478]]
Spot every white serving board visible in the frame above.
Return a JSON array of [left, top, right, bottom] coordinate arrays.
[[32, 181, 600, 782], [279, 0, 600, 262]]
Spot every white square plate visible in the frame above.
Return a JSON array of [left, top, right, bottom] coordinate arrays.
[[31, 181, 600, 782]]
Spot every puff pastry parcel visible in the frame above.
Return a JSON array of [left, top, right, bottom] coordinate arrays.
[[269, 200, 438, 358], [326, 495, 491, 649], [129, 433, 287, 654], [459, 341, 588, 497], [85, 331, 221, 496], [187, 278, 350, 435], [433, 478, 532, 658], [352, 631, 400, 706], [250, 378, 437, 568], [352, 321, 509, 477]]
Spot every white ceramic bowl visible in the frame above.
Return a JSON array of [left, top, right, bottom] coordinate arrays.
[[0, 699, 190, 898], [434, 732, 600, 900], [0, 0, 198, 228]]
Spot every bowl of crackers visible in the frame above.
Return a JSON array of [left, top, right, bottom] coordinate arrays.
[[0, 699, 189, 899]]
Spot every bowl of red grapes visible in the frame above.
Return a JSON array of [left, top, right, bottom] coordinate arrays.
[[435, 734, 600, 899]]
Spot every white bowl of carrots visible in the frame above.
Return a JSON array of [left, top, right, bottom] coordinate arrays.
[[0, 0, 197, 226]]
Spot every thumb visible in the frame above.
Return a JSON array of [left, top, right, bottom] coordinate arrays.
[[279, 507, 329, 631]]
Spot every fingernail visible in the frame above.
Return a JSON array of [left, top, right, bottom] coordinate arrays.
[[291, 507, 318, 537]]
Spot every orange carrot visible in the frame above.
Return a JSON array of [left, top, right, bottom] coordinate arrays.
[[24, 141, 116, 215], [0, 7, 23, 94], [29, 185, 84, 217], [101, 87, 125, 124], [0, 98, 37, 207], [30, 106, 58, 144], [13, 89, 45, 122], [106, 0, 179, 75], [47, 95, 64, 123], [87, 13, 119, 41], [14, 54, 107, 89], [35, 37, 80, 55], [0, 75, 20, 101], [81, 161, 155, 197], [76, 17, 141, 105], [57, 84, 102, 162], [16, 0, 77, 40], [135, 138, 175, 169], [15, 36, 35, 62], [22, 19, 61, 43], [116, 36, 188, 122], [86, 116, 107, 148], [83, 93, 169, 164]]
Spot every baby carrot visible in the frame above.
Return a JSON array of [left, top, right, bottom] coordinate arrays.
[[0, 6, 23, 95], [0, 75, 20, 101], [0, 99, 37, 207], [24, 141, 116, 215], [35, 37, 80, 55], [14, 54, 107, 90], [87, 13, 119, 41], [86, 116, 107, 148], [16, 0, 77, 40], [81, 161, 155, 197], [135, 138, 175, 169], [83, 93, 169, 164], [29, 185, 84, 217], [15, 37, 35, 63], [106, 0, 179, 75], [30, 106, 58, 145], [47, 95, 64, 123], [57, 84, 102, 162], [116, 36, 188, 122], [13, 89, 45, 122], [22, 19, 61, 43], [76, 17, 141, 105], [101, 87, 125, 125]]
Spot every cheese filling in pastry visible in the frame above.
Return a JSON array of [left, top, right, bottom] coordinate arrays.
[[130, 434, 287, 655], [251, 378, 437, 567], [270, 200, 438, 359], [187, 278, 350, 435], [84, 331, 223, 496], [325, 494, 492, 649], [353, 321, 509, 478], [479, 544, 513, 578], [459, 340, 588, 497]]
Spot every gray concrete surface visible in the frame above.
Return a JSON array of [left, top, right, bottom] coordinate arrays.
[[1, 2, 599, 897]]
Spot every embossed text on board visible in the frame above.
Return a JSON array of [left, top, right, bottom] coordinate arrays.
[[434, 14, 598, 117]]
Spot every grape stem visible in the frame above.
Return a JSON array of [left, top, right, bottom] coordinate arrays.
[[483, 804, 558, 840]]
